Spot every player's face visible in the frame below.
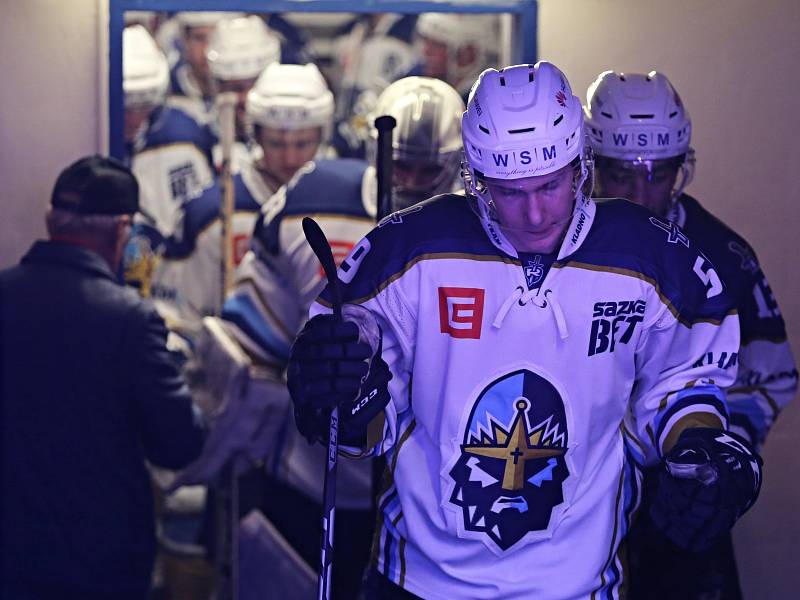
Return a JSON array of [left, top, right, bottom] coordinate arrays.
[[256, 126, 323, 186], [392, 158, 447, 209], [183, 25, 214, 77], [421, 37, 449, 79], [394, 159, 442, 193], [485, 164, 576, 253], [218, 78, 258, 138], [124, 104, 154, 143], [595, 157, 681, 218]]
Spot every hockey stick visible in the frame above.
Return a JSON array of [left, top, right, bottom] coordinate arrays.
[[217, 91, 238, 301], [374, 115, 397, 220], [301, 216, 342, 600], [214, 90, 239, 600]]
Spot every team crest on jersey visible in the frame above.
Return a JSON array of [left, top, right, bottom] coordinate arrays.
[[524, 256, 545, 289], [447, 369, 570, 553]]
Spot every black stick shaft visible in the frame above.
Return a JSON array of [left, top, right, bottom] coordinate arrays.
[[374, 115, 397, 220], [301, 217, 341, 600]]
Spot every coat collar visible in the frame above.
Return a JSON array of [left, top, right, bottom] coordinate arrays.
[[22, 240, 118, 282]]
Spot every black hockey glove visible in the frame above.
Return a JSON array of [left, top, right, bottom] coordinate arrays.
[[287, 313, 392, 447], [649, 427, 762, 552]]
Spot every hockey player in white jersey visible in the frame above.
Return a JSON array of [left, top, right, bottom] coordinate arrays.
[[584, 70, 797, 600], [286, 62, 764, 599], [124, 25, 216, 237], [177, 76, 465, 598], [151, 62, 334, 332]]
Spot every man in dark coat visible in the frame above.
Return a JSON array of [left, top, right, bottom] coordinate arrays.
[[0, 156, 205, 599]]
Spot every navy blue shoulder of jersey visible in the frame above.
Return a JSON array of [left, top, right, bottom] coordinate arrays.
[[252, 158, 373, 256], [165, 174, 259, 258], [562, 198, 735, 325], [679, 194, 787, 341], [322, 193, 502, 305], [264, 14, 309, 64], [284, 159, 372, 218], [143, 105, 217, 161]]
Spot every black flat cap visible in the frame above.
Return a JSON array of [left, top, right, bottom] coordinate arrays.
[[51, 155, 139, 215]]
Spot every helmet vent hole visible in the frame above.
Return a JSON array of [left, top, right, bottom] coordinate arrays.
[[553, 114, 564, 126], [528, 71, 534, 82], [508, 126, 536, 134], [601, 111, 613, 119], [478, 125, 490, 135], [619, 75, 626, 81], [629, 114, 654, 119], [669, 111, 678, 118], [499, 76, 506, 86]]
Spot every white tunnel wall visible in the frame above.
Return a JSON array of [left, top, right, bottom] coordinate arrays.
[[0, 0, 103, 266]]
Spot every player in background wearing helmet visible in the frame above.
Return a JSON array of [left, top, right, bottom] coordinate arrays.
[[330, 14, 420, 159], [285, 61, 763, 599], [205, 15, 282, 173], [411, 13, 497, 103], [166, 12, 231, 110], [365, 76, 465, 209], [585, 70, 797, 600], [174, 76, 465, 598], [123, 25, 217, 237], [149, 62, 335, 334]]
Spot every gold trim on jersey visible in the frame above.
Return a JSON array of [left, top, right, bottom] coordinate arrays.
[[552, 261, 738, 327]]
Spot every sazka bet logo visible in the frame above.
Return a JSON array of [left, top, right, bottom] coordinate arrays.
[[448, 369, 569, 552]]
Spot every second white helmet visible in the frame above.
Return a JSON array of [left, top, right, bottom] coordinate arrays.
[[123, 25, 169, 108], [206, 16, 280, 81], [584, 71, 692, 161], [462, 62, 584, 183], [246, 63, 335, 136]]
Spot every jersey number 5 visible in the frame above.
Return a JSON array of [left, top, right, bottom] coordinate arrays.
[[693, 256, 723, 299]]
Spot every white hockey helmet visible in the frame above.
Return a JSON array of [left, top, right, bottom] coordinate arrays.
[[123, 25, 169, 108], [367, 76, 465, 206], [175, 11, 239, 30], [246, 63, 334, 137], [206, 16, 280, 81], [463, 62, 584, 182], [584, 71, 692, 161], [585, 70, 695, 201], [415, 13, 494, 82]]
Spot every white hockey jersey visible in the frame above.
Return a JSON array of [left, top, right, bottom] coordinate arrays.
[[220, 158, 377, 509], [152, 159, 277, 332], [672, 194, 797, 449], [310, 193, 741, 599], [129, 105, 217, 237]]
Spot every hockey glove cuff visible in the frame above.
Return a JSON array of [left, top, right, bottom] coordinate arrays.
[[650, 427, 763, 552], [287, 312, 392, 447]]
